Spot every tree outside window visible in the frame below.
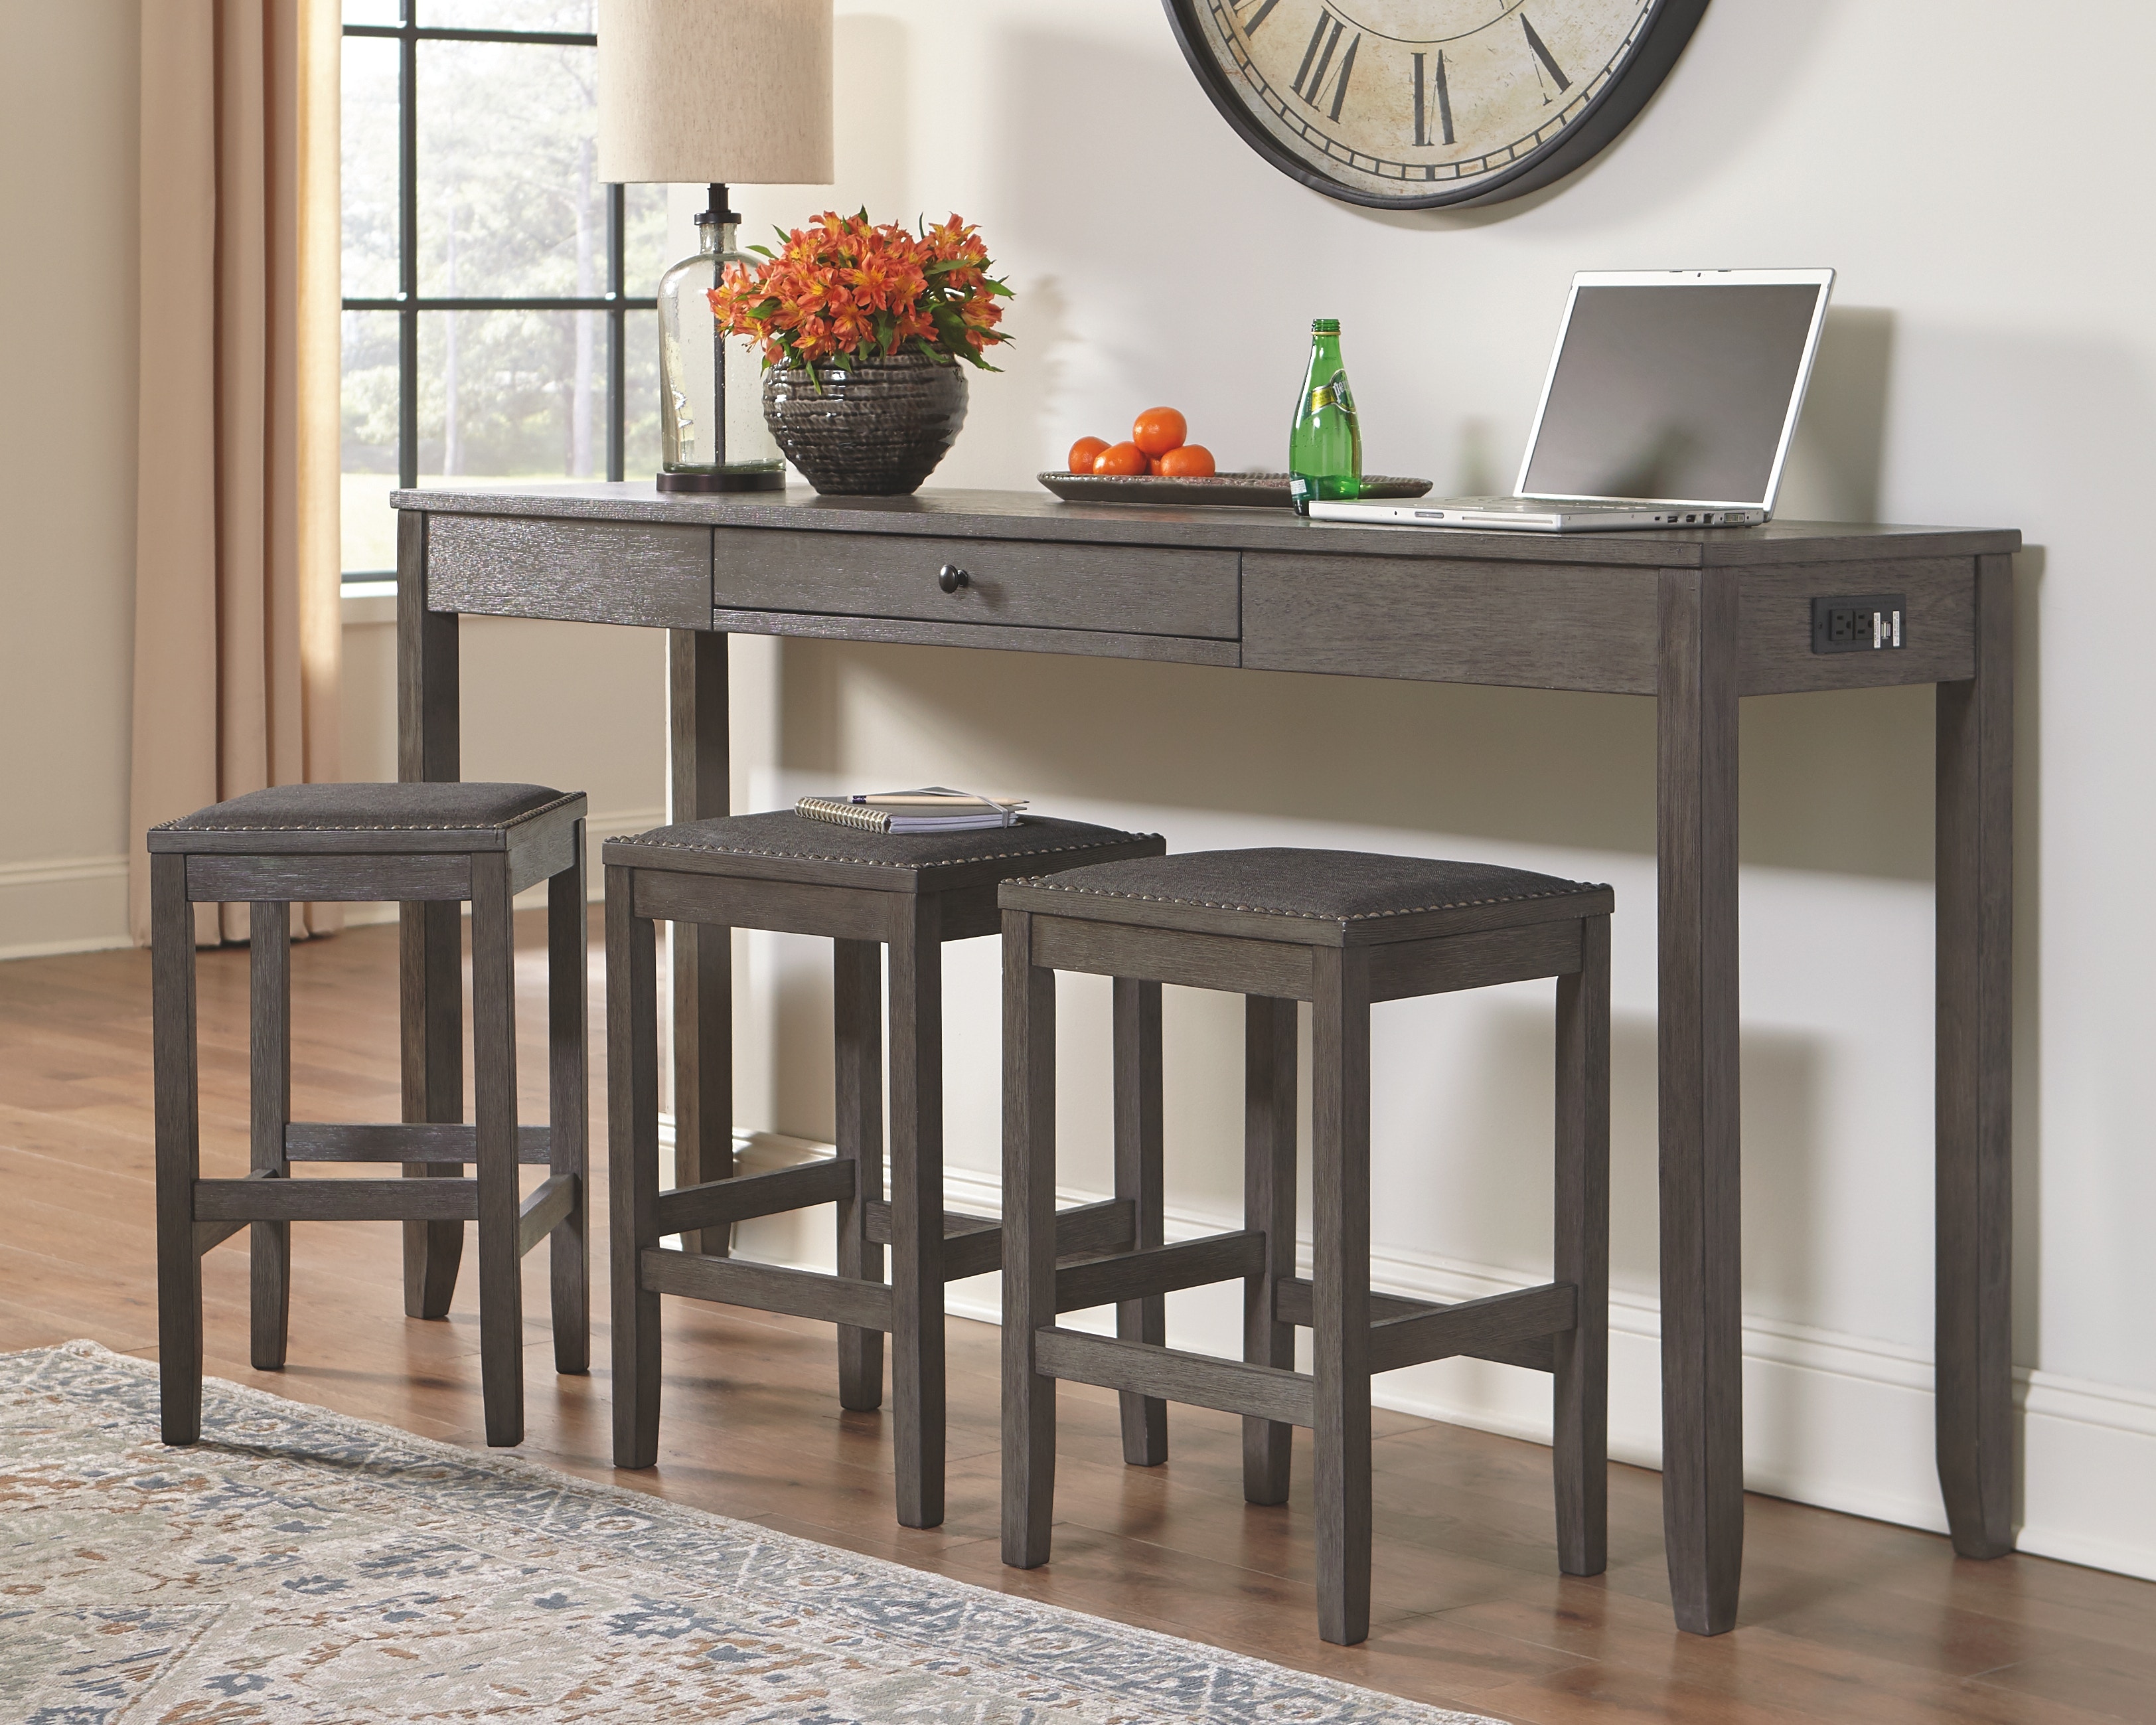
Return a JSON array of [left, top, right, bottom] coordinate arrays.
[[340, 1, 668, 580]]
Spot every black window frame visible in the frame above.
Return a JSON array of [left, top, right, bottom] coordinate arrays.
[[341, 3, 656, 582]]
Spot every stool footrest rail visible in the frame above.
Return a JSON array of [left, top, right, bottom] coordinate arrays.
[[1273, 1277, 1575, 1373], [641, 1244, 895, 1330], [1034, 1325, 1317, 1428], [283, 1121, 556, 1165], [195, 1173, 479, 1226], [653, 1158, 854, 1236], [518, 1174, 578, 1257], [861, 1194, 1138, 1281], [1055, 1230, 1266, 1313]]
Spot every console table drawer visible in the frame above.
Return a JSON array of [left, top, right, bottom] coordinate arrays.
[[1243, 552, 1657, 694], [425, 514, 713, 628], [712, 527, 1239, 639]]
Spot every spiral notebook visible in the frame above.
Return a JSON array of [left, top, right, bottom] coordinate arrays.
[[795, 788, 1027, 834]]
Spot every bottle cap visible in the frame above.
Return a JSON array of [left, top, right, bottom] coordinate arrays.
[[1310, 318, 1340, 333]]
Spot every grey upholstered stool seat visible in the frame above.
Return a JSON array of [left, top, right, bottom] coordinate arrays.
[[997, 847, 1613, 1646], [605, 810, 1166, 1528], [149, 781, 591, 1452], [154, 780, 577, 835]]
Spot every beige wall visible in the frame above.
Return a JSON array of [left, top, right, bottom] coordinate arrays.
[[712, 0, 2156, 1580], [0, 0, 139, 955]]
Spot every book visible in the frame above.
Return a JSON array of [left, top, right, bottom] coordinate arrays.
[[796, 787, 1028, 835]]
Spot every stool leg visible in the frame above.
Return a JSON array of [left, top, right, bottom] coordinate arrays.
[[1113, 977, 1168, 1466], [1001, 908, 1057, 1567], [401, 900, 466, 1318], [1243, 994, 1298, 1505], [152, 854, 203, 1446], [248, 902, 292, 1371], [471, 853, 523, 1447], [834, 938, 886, 1412], [889, 896, 946, 1527], [548, 825, 590, 1374], [1312, 947, 1373, 1646], [608, 869, 663, 1469], [1554, 914, 1611, 1575]]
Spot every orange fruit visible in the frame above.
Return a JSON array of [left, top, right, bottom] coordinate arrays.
[[1156, 443, 1215, 478], [1067, 436, 1109, 474], [1132, 407, 1188, 458], [1093, 440, 1148, 476]]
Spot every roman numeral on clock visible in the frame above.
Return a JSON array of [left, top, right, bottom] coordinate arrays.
[[1293, 10, 1361, 122], [1411, 50, 1454, 147], [1231, 0, 1280, 35], [1520, 13, 1572, 100]]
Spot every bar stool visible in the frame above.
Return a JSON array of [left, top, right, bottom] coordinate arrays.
[[605, 809, 1166, 1526], [998, 848, 1611, 1645], [149, 781, 590, 1450]]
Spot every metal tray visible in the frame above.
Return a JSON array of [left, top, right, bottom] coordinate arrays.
[[1038, 471, 1432, 509]]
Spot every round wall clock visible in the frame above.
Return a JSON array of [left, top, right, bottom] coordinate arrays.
[[1162, 0, 1709, 210]]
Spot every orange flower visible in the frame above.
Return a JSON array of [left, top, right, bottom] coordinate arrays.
[[708, 208, 1012, 374]]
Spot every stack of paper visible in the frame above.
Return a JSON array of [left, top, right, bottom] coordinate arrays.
[[795, 788, 1028, 834]]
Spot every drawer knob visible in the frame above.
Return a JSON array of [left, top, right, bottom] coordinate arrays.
[[937, 563, 971, 594]]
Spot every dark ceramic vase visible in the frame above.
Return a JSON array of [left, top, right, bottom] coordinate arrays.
[[762, 353, 969, 496]]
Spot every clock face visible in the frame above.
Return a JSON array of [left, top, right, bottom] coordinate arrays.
[[1164, 0, 1706, 209]]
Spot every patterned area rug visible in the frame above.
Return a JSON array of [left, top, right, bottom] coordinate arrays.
[[3, 1342, 1499, 1723]]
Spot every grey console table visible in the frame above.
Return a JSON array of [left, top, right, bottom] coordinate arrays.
[[391, 483, 2019, 1636]]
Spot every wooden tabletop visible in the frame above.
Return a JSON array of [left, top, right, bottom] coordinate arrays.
[[393, 482, 2020, 569]]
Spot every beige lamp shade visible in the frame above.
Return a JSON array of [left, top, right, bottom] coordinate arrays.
[[598, 0, 833, 185]]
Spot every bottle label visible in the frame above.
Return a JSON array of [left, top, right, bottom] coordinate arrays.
[[1289, 476, 1310, 499], [1308, 386, 1335, 411]]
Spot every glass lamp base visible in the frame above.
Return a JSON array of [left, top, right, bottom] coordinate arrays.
[[655, 468, 787, 493]]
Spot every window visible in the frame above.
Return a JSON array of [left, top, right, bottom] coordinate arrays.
[[340, 1, 668, 583]]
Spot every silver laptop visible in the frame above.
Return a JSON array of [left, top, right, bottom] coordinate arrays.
[[1310, 267, 1835, 533]]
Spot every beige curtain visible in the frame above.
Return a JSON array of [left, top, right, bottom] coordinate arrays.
[[131, 0, 343, 947]]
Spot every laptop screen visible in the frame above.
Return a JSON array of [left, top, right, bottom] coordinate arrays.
[[1519, 280, 1827, 507]]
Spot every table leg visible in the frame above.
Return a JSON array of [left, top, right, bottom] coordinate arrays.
[[1935, 553, 2015, 1557], [668, 629, 733, 1254], [396, 509, 466, 1317], [1657, 566, 1744, 1635]]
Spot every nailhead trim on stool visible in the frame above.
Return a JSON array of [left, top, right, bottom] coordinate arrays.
[[997, 846, 1612, 1647], [603, 810, 1168, 1530], [149, 782, 591, 1455]]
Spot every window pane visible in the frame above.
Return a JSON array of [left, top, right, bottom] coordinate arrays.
[[622, 183, 671, 300], [622, 308, 660, 478], [416, 39, 601, 301], [343, 0, 402, 25], [418, 309, 609, 481], [342, 311, 402, 573], [341, 34, 400, 301], [422, 0, 595, 29]]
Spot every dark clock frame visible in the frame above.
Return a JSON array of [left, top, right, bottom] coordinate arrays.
[[1161, 0, 1710, 211]]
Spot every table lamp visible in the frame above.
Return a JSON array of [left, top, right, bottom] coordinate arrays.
[[599, 0, 834, 492]]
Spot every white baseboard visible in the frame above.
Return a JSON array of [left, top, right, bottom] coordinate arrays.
[[0, 853, 130, 960], [711, 1131, 2156, 1586]]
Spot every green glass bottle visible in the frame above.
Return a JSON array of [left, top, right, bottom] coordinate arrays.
[[1288, 318, 1361, 516]]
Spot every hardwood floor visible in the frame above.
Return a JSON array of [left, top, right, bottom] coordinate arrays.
[[3, 914, 2151, 1724]]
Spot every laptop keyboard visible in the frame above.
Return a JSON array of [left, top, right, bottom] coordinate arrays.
[[1444, 497, 1656, 513]]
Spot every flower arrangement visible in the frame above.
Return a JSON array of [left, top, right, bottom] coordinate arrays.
[[708, 210, 1012, 375]]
